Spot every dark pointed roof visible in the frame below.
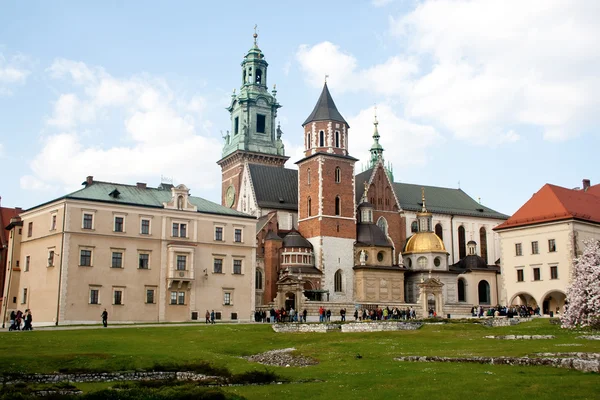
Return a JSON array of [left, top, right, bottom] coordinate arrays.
[[282, 231, 312, 248], [302, 83, 348, 127], [357, 224, 393, 247]]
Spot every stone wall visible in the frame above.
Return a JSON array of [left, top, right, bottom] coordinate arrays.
[[2, 371, 221, 385], [341, 322, 422, 332], [481, 317, 531, 327], [272, 323, 341, 333]]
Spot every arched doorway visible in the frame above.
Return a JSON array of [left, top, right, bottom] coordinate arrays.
[[427, 294, 436, 317], [510, 292, 537, 308], [458, 278, 466, 302], [285, 292, 296, 311], [542, 290, 566, 315], [478, 280, 490, 304]]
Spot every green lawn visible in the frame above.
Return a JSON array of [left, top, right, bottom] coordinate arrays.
[[1, 319, 599, 399]]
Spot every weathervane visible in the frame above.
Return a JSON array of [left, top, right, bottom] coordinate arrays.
[[253, 24, 258, 44], [324, 74, 329, 83]]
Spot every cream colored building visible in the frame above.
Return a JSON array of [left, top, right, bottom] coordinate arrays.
[[2, 177, 256, 326], [495, 181, 600, 315]]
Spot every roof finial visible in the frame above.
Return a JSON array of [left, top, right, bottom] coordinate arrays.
[[374, 104, 378, 124], [253, 24, 258, 44], [421, 187, 427, 213], [324, 74, 329, 83]]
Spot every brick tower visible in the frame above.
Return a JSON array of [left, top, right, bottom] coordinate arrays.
[[217, 30, 288, 209], [297, 82, 357, 302]]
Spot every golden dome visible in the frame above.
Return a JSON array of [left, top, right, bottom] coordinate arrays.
[[404, 232, 447, 254]]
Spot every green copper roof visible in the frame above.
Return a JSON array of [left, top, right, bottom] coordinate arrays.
[[355, 168, 508, 220], [31, 181, 255, 219]]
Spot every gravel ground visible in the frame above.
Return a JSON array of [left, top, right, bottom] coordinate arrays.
[[243, 348, 318, 367]]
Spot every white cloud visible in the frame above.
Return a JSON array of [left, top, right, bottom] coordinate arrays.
[[297, 2, 600, 144], [296, 41, 418, 95], [372, 0, 394, 7], [25, 59, 222, 194], [348, 104, 443, 169], [390, 0, 600, 143], [0, 53, 31, 95]]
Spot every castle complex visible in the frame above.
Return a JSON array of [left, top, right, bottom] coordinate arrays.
[[218, 33, 509, 317]]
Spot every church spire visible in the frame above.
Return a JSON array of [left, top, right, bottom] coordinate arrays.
[[302, 82, 348, 127], [369, 106, 384, 168], [417, 187, 433, 232]]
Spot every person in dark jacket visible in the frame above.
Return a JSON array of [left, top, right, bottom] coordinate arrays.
[[101, 309, 108, 327]]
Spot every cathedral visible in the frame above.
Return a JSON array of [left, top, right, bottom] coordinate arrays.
[[218, 33, 509, 317]]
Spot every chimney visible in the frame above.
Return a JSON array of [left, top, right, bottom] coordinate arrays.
[[86, 176, 94, 186], [583, 179, 591, 191], [15, 207, 22, 214], [136, 182, 147, 189]]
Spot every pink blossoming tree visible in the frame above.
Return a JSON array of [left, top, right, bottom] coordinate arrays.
[[561, 238, 600, 328]]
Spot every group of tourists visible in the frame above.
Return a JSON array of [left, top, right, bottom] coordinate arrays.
[[357, 307, 417, 321], [470, 305, 542, 318], [253, 308, 308, 323], [205, 310, 216, 324], [8, 309, 33, 331]]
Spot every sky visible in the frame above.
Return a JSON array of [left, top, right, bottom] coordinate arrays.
[[0, 0, 599, 216]]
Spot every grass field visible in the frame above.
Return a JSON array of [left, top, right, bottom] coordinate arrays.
[[0, 319, 598, 399]]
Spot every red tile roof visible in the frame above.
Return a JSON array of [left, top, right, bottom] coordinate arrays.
[[494, 183, 600, 231], [0, 207, 20, 245]]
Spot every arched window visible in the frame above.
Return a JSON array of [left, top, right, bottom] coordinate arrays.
[[335, 167, 341, 183], [335, 131, 340, 147], [307, 197, 312, 217], [458, 279, 466, 302], [335, 196, 341, 216], [306, 132, 311, 149], [479, 227, 488, 264], [478, 280, 490, 304], [319, 130, 324, 147], [255, 269, 263, 290], [458, 226, 466, 259], [435, 223, 443, 240], [377, 217, 388, 235], [255, 69, 262, 84], [307, 168, 311, 185], [411, 221, 418, 233], [334, 270, 343, 292]]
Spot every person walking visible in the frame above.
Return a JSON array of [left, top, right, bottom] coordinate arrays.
[[205, 310, 210, 324], [302, 309, 307, 323], [210, 310, 215, 324], [8, 310, 15, 331], [101, 309, 108, 327], [24, 310, 33, 331]]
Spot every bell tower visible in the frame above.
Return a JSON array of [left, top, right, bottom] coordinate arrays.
[[217, 29, 288, 208], [297, 81, 357, 302]]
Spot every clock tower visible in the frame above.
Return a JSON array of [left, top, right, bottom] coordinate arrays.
[[217, 30, 288, 209]]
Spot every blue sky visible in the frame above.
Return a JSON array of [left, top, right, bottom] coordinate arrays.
[[1, 0, 599, 215]]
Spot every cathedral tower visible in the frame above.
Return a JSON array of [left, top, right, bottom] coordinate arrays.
[[217, 31, 288, 208], [297, 82, 357, 301]]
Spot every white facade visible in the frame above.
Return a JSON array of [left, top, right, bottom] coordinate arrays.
[[309, 236, 355, 302], [498, 220, 600, 314]]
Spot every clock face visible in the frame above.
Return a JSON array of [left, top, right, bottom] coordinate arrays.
[[225, 185, 236, 208]]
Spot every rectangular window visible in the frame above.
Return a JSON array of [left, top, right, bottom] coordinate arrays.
[[517, 269, 524, 282], [550, 266, 558, 280], [113, 290, 123, 305], [146, 289, 155, 304], [112, 252, 123, 268], [139, 253, 149, 269], [176, 255, 186, 271], [214, 258, 223, 273], [515, 243, 522, 256], [234, 116, 239, 135], [90, 289, 99, 304], [531, 241, 539, 254], [178, 291, 185, 305], [215, 227, 223, 241], [141, 219, 150, 235], [233, 259, 242, 275], [51, 214, 57, 230], [170, 291, 177, 305], [234, 228, 242, 243], [25, 256, 30, 272], [533, 267, 541, 281], [48, 250, 55, 267], [548, 239, 556, 252], [27, 222, 33, 237], [114, 216, 124, 232], [172, 223, 187, 238], [224, 292, 231, 306], [83, 213, 93, 229], [80, 250, 92, 266], [22, 288, 27, 304], [256, 114, 266, 133]]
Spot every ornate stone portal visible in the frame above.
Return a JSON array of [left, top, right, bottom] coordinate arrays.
[[274, 276, 307, 310], [417, 277, 444, 318]]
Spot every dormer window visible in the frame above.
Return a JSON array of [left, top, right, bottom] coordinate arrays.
[[109, 189, 120, 198]]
